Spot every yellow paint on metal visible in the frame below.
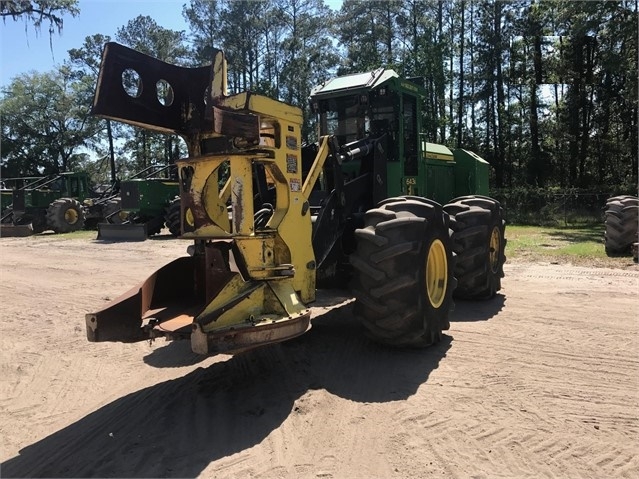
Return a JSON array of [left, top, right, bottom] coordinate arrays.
[[302, 136, 329, 199], [221, 92, 304, 126], [196, 275, 309, 335], [269, 281, 308, 316], [426, 239, 448, 309], [197, 275, 268, 331], [185, 207, 194, 227], [176, 89, 318, 319], [211, 50, 228, 98], [231, 158, 255, 235]]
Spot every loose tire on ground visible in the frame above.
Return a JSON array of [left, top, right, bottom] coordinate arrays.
[[165, 196, 181, 237], [604, 195, 639, 256], [46, 198, 85, 233], [443, 196, 506, 300], [350, 196, 455, 348]]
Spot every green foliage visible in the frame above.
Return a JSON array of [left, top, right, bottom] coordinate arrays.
[[1, 0, 637, 193], [1, 66, 101, 177], [182, 0, 339, 142], [0, 0, 79, 37], [491, 186, 638, 226]]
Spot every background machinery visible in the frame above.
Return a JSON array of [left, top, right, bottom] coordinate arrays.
[[86, 42, 506, 354], [0, 171, 119, 237], [96, 164, 180, 241]]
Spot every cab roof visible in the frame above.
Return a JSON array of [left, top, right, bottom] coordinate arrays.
[[310, 68, 401, 99], [310, 68, 427, 101]]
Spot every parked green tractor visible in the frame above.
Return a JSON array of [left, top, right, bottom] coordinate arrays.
[[0, 172, 123, 237], [96, 165, 180, 241], [1, 176, 46, 214], [0, 172, 114, 236]]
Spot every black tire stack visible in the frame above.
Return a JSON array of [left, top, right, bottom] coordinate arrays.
[[604, 195, 639, 256]]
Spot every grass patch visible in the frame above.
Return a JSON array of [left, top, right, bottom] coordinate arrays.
[[506, 224, 637, 268]]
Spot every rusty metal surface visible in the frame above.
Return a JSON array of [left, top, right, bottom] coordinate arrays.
[[92, 42, 214, 136], [213, 106, 259, 143], [190, 311, 311, 355], [204, 242, 237, 303], [86, 256, 203, 342]]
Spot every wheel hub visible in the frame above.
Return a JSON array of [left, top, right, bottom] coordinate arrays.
[[426, 239, 447, 308], [65, 208, 79, 225]]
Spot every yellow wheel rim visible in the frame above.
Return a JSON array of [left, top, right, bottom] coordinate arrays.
[[185, 207, 195, 227], [65, 208, 79, 225], [426, 239, 448, 309], [489, 226, 501, 273]]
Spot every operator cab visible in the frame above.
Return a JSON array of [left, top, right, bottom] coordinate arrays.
[[310, 68, 424, 197]]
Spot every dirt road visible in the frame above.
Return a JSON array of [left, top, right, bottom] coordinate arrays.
[[1, 232, 637, 478]]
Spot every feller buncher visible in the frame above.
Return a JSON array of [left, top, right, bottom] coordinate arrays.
[[86, 43, 506, 354]]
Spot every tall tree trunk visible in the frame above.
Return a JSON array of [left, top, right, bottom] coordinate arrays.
[[528, 34, 543, 186], [107, 119, 116, 183], [437, 1, 446, 143], [456, 1, 465, 148], [493, 1, 505, 187], [470, 0, 476, 149]]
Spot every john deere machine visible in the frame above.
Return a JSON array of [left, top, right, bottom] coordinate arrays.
[[86, 43, 506, 354], [96, 164, 180, 241], [0, 172, 119, 236]]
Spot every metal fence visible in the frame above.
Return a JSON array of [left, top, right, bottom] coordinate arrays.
[[490, 189, 635, 225]]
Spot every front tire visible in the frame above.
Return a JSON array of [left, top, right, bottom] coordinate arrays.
[[444, 196, 506, 299], [350, 197, 455, 347], [46, 198, 85, 233]]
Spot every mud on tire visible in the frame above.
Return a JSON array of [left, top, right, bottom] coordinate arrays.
[[604, 195, 639, 256], [444, 195, 506, 300], [46, 198, 85, 233], [350, 196, 455, 348], [165, 196, 181, 237]]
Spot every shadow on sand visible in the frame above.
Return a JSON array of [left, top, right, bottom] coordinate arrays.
[[2, 290, 504, 478]]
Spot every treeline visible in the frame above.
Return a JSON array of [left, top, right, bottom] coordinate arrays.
[[1, 0, 637, 194]]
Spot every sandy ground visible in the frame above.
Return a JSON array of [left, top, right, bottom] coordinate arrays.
[[0, 231, 638, 478]]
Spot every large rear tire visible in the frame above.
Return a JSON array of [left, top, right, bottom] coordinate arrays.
[[444, 196, 506, 299], [350, 197, 455, 347], [46, 198, 85, 233], [604, 195, 639, 255], [165, 196, 181, 237]]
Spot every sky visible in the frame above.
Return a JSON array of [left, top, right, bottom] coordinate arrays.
[[1, 0, 342, 89]]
